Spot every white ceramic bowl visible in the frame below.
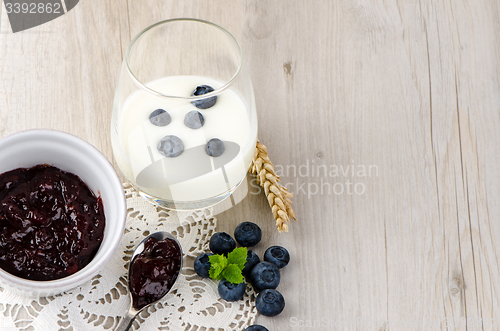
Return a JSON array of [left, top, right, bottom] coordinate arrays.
[[0, 129, 127, 297]]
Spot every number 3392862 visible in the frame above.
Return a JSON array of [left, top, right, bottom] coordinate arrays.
[[5, 2, 62, 14]]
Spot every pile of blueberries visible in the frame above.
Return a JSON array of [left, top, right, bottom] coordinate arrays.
[[194, 222, 290, 331]]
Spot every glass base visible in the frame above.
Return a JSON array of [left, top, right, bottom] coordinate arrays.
[[129, 177, 246, 211]]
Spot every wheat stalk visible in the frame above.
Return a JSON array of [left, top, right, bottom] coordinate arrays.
[[250, 140, 296, 232]]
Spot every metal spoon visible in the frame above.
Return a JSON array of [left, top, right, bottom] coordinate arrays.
[[115, 231, 183, 331]]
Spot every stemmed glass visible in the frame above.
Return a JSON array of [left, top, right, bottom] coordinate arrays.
[[111, 19, 258, 210]]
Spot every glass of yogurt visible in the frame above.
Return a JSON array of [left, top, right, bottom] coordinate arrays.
[[111, 19, 258, 210]]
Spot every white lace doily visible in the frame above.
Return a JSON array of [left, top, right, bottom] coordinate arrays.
[[0, 184, 257, 331]]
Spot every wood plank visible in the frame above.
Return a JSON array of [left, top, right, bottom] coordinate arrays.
[[0, 0, 129, 162], [1, 0, 500, 330]]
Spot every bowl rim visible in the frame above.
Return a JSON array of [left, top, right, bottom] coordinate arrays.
[[0, 129, 126, 293]]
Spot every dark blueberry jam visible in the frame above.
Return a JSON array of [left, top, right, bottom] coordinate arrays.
[[129, 237, 182, 310], [0, 165, 105, 281]]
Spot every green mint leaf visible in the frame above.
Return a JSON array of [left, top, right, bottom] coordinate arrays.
[[208, 254, 228, 280], [227, 247, 248, 271], [222, 264, 244, 284], [209, 263, 224, 280]]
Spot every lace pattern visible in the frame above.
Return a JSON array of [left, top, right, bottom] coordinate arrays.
[[0, 184, 257, 330]]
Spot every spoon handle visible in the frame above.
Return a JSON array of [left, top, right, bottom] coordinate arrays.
[[115, 307, 138, 331]]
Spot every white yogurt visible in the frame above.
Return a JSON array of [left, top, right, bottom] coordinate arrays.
[[112, 75, 257, 203]]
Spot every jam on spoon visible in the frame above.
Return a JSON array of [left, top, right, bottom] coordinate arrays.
[[129, 236, 182, 310], [116, 232, 182, 331]]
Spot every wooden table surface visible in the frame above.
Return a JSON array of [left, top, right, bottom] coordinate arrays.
[[2, 1, 500, 330]]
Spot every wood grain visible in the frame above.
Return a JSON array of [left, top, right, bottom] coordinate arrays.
[[1, 0, 500, 330]]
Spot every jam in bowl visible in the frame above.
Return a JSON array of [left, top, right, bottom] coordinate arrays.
[[0, 130, 126, 296], [0, 165, 106, 281]]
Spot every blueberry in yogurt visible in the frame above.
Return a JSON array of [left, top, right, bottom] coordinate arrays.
[[158, 135, 184, 157], [184, 111, 205, 129], [191, 85, 217, 109], [205, 138, 225, 157], [149, 109, 171, 126]]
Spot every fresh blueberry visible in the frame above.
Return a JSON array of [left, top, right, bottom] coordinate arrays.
[[218, 279, 246, 302], [250, 262, 280, 292], [157, 135, 184, 157], [242, 250, 260, 277], [149, 109, 171, 126], [184, 110, 205, 129], [256, 289, 285, 317], [191, 85, 217, 109], [245, 326, 269, 331], [234, 222, 262, 247], [264, 246, 290, 269], [209, 232, 236, 255], [194, 252, 213, 278], [205, 138, 225, 157]]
